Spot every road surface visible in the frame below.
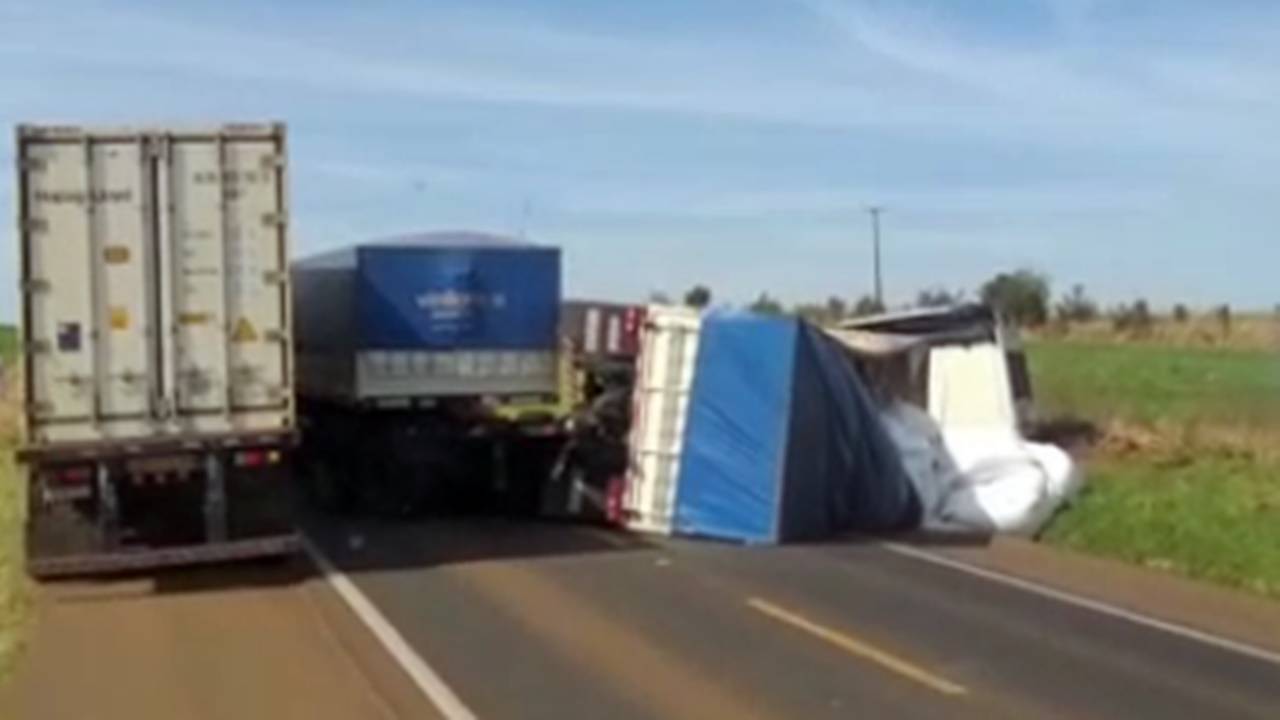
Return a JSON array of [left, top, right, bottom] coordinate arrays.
[[6, 517, 1278, 719], [305, 517, 1280, 720], [0, 557, 443, 720]]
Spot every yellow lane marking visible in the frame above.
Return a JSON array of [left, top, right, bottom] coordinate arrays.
[[746, 597, 969, 697]]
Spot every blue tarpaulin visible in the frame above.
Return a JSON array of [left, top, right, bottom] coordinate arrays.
[[673, 313, 917, 544]]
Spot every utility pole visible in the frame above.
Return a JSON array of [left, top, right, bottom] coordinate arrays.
[[867, 205, 884, 306]]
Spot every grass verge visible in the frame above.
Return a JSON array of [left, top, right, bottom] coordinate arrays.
[[1030, 339, 1280, 599], [1042, 452, 1280, 600], [0, 452, 26, 686], [0, 354, 27, 686]]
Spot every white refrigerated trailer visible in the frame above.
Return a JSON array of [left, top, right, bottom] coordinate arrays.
[[14, 123, 297, 576]]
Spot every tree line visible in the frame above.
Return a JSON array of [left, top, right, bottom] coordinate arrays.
[[655, 271, 1244, 334]]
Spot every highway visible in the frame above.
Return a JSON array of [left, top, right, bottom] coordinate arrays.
[[305, 517, 1280, 720]]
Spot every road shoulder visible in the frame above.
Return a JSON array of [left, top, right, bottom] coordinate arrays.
[[0, 558, 440, 720], [909, 535, 1280, 657]]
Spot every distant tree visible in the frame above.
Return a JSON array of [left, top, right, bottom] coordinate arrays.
[[648, 290, 672, 304], [1056, 284, 1099, 324], [1172, 303, 1190, 323], [792, 302, 828, 324], [916, 287, 962, 308], [825, 296, 848, 323], [683, 285, 712, 309], [1216, 304, 1232, 335], [1111, 299, 1153, 336], [980, 269, 1050, 327], [748, 292, 785, 316], [852, 294, 886, 317]]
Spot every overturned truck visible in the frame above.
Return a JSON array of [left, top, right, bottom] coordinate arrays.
[[622, 303, 1080, 543]]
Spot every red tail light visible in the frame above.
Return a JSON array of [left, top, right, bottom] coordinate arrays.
[[622, 308, 642, 335], [234, 450, 281, 468], [55, 466, 93, 484], [605, 475, 625, 525]]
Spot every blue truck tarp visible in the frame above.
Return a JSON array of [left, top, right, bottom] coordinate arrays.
[[294, 231, 560, 352], [673, 313, 917, 544], [292, 231, 561, 402]]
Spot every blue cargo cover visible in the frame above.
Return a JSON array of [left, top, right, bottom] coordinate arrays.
[[673, 313, 916, 544], [356, 242, 559, 351]]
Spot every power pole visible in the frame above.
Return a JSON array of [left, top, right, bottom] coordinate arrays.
[[867, 205, 884, 306]]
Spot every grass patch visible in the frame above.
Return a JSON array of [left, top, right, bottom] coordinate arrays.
[[0, 364, 26, 687], [0, 453, 26, 686], [0, 326, 15, 366], [1028, 339, 1280, 431], [1030, 339, 1280, 598], [1043, 452, 1280, 599]]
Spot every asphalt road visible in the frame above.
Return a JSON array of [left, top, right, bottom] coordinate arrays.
[[306, 517, 1280, 720]]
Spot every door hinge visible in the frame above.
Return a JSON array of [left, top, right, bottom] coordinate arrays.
[[22, 278, 50, 294], [259, 154, 285, 171], [21, 218, 49, 235], [19, 157, 47, 173], [262, 270, 287, 285], [261, 212, 287, 228], [26, 339, 50, 354], [262, 329, 288, 344]]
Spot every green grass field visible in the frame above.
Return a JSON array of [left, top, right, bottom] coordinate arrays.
[[1030, 339, 1280, 599], [1028, 340, 1280, 431], [0, 326, 16, 366], [0, 454, 25, 685], [0, 324, 25, 684]]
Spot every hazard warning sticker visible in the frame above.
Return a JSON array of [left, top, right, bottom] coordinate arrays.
[[230, 316, 257, 343], [109, 306, 130, 330]]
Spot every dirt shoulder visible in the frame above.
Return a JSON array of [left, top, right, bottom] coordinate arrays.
[[0, 557, 440, 720], [921, 535, 1280, 656]]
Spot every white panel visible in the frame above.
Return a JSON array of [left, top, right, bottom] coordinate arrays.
[[19, 124, 293, 448], [583, 308, 601, 355], [168, 140, 227, 414], [624, 305, 702, 535], [927, 343, 1017, 433], [24, 140, 102, 424], [355, 350, 557, 398], [220, 138, 288, 410]]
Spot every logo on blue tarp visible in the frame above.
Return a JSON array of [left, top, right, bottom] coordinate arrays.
[[413, 288, 506, 337], [414, 289, 507, 317]]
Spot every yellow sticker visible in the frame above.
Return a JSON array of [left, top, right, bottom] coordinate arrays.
[[103, 246, 131, 264], [109, 306, 129, 330], [231, 316, 257, 343], [178, 312, 211, 325]]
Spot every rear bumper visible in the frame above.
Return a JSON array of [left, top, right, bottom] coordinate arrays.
[[29, 534, 300, 578], [18, 429, 299, 464]]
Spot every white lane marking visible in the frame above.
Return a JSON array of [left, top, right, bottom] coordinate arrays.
[[881, 542, 1280, 667], [302, 536, 479, 720]]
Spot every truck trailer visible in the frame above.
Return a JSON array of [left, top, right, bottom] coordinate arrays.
[[293, 232, 563, 515], [15, 123, 298, 577]]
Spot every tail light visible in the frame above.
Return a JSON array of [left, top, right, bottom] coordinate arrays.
[[605, 475, 625, 525], [52, 465, 93, 484], [233, 450, 281, 468], [622, 307, 642, 335]]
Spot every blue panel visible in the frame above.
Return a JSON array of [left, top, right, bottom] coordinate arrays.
[[355, 245, 560, 350], [777, 325, 917, 541], [674, 314, 797, 544]]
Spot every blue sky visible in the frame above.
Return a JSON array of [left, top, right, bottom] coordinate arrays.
[[2, 0, 1278, 317]]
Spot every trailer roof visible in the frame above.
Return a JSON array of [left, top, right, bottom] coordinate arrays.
[[364, 231, 538, 249], [294, 231, 546, 268], [838, 303, 996, 334]]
